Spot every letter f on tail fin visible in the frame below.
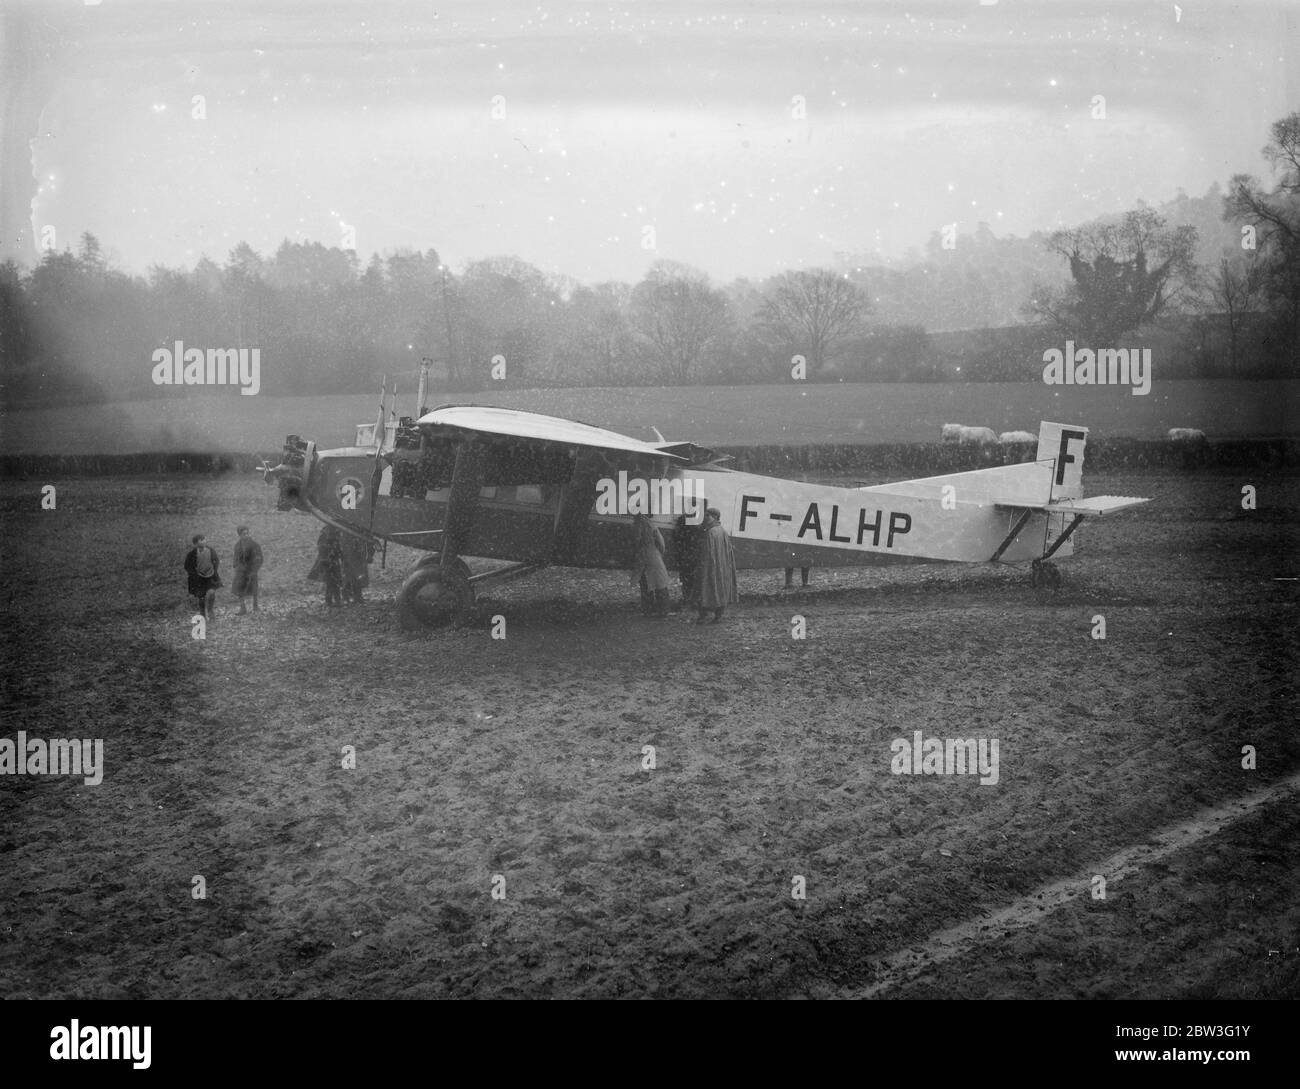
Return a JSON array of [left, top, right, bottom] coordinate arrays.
[[1037, 422, 1088, 499]]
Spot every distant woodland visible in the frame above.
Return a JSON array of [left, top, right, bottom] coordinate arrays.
[[2, 112, 1297, 407]]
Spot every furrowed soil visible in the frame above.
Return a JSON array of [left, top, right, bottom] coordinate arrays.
[[0, 470, 1296, 999]]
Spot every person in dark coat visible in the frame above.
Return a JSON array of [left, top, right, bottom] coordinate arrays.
[[232, 525, 263, 614], [692, 507, 738, 624], [670, 511, 701, 608], [339, 532, 372, 605], [184, 533, 221, 622], [308, 525, 344, 607]]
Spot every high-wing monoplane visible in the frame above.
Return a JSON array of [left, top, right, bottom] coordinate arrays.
[[264, 401, 1149, 627]]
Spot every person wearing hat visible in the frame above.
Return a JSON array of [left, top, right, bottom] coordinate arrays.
[[184, 533, 222, 622], [232, 525, 264, 615], [692, 507, 738, 624]]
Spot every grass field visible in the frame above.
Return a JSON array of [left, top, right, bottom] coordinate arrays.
[[1, 469, 1297, 998], [2, 379, 1297, 456]]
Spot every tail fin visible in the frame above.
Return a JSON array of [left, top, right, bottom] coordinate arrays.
[[1037, 422, 1088, 500]]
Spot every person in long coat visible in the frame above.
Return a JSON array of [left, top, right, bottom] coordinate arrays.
[[339, 532, 371, 605], [232, 525, 263, 614], [692, 507, 738, 624], [184, 533, 221, 622], [308, 525, 344, 607], [631, 514, 671, 618]]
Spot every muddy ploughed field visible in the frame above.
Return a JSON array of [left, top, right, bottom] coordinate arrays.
[[1, 470, 1297, 999]]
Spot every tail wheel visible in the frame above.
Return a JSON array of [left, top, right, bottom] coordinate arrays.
[[398, 559, 474, 629], [1031, 559, 1061, 590]]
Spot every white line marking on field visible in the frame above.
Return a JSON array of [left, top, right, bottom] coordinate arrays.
[[847, 771, 1300, 999]]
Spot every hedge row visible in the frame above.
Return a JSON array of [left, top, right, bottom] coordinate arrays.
[[0, 451, 279, 479], [1, 438, 1297, 480], [725, 438, 1300, 475]]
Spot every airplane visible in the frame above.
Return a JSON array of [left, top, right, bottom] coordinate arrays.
[[263, 400, 1149, 628]]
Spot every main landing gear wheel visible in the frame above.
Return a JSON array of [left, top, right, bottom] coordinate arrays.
[[398, 558, 474, 629], [415, 552, 459, 571]]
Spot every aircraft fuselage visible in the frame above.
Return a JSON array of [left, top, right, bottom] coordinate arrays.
[[289, 441, 1074, 572]]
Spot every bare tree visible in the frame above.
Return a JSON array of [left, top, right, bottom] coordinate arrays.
[[1224, 112, 1300, 370], [457, 256, 561, 385], [1211, 255, 1266, 374], [759, 268, 869, 374], [1029, 207, 1198, 343], [562, 281, 635, 384], [630, 262, 731, 384]]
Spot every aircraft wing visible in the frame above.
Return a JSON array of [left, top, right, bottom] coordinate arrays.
[[417, 405, 686, 459], [994, 495, 1151, 516]]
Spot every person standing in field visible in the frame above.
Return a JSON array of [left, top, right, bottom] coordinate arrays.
[[693, 507, 738, 624], [783, 566, 811, 590], [631, 513, 671, 618], [339, 532, 372, 605], [184, 533, 221, 623], [308, 524, 344, 607], [670, 511, 700, 609], [232, 525, 263, 614]]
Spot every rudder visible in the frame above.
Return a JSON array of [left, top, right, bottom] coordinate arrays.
[[1037, 422, 1088, 499]]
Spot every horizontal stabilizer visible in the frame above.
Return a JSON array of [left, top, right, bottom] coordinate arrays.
[[995, 494, 1150, 516]]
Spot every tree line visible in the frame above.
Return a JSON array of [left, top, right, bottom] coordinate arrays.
[[2, 111, 1296, 407]]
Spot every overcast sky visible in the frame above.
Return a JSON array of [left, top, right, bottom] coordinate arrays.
[[2, 0, 1296, 283]]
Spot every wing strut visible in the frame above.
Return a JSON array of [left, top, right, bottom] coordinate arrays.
[[549, 448, 607, 564], [442, 440, 485, 569]]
